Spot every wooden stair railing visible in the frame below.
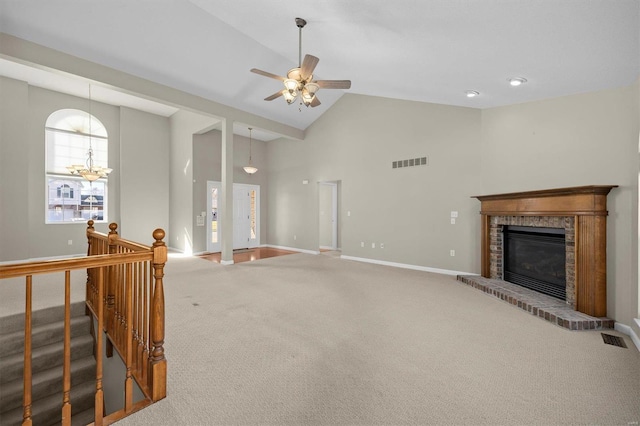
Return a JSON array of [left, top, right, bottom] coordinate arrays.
[[0, 221, 167, 426], [85, 221, 167, 404]]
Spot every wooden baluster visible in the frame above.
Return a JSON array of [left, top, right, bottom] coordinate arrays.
[[125, 263, 133, 412], [106, 223, 118, 357], [94, 268, 104, 426], [135, 262, 143, 378], [61, 271, 72, 426], [86, 220, 94, 308], [22, 276, 33, 426], [142, 262, 150, 388], [150, 229, 167, 401]]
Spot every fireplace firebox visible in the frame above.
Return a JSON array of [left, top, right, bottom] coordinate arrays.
[[503, 226, 566, 300]]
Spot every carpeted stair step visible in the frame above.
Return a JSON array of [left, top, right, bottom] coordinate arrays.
[[0, 333, 94, 385], [0, 377, 96, 426], [0, 314, 91, 358], [0, 355, 96, 413], [72, 406, 99, 426], [0, 302, 86, 336]]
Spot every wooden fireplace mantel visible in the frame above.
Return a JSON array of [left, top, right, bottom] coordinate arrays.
[[473, 185, 617, 317]]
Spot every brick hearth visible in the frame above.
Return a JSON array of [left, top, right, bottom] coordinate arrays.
[[456, 275, 614, 330]]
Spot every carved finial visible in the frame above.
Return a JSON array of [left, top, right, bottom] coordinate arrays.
[[109, 223, 118, 235], [153, 229, 165, 246], [87, 220, 94, 230]]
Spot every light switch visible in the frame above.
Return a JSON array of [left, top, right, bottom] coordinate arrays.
[[451, 211, 458, 218]]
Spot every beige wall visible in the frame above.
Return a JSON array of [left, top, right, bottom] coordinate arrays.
[[0, 76, 173, 261], [0, 79, 121, 260], [120, 107, 170, 244], [0, 77, 29, 260], [168, 110, 218, 254], [481, 81, 639, 328], [267, 94, 483, 272]]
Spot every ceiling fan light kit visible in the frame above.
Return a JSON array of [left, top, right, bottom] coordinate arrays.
[[250, 17, 351, 109]]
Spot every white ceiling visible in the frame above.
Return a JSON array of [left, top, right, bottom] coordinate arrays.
[[0, 0, 638, 137]]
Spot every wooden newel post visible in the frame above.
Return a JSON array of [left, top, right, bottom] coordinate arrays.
[[150, 228, 167, 401]]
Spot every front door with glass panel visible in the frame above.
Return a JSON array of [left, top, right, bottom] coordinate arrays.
[[206, 181, 260, 253], [207, 181, 221, 253]]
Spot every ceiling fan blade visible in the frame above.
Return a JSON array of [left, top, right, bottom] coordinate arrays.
[[315, 80, 351, 89], [251, 68, 286, 81], [300, 54, 319, 80], [264, 90, 284, 101], [310, 96, 321, 107]]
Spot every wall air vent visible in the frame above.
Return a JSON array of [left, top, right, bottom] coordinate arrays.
[[392, 156, 428, 169]]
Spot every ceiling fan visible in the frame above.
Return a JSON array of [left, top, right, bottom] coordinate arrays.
[[250, 17, 351, 108]]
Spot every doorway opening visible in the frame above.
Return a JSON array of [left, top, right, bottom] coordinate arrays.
[[319, 181, 339, 251]]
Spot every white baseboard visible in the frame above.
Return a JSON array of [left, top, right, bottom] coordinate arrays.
[[319, 245, 337, 250], [615, 321, 640, 352], [220, 260, 234, 265], [266, 245, 320, 255], [339, 255, 474, 277]]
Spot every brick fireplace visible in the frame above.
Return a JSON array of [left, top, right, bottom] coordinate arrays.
[[473, 186, 617, 317]]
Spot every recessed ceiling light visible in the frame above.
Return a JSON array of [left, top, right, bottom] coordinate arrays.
[[465, 90, 479, 98], [508, 77, 527, 86]]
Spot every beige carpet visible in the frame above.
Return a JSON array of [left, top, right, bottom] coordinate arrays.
[[2, 253, 638, 424], [107, 253, 640, 425]]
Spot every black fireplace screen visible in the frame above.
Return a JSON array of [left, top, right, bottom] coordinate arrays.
[[503, 226, 566, 300]]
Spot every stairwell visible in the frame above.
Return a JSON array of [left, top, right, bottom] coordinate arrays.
[[0, 301, 97, 426]]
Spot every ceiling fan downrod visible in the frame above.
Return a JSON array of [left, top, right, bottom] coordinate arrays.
[[296, 17, 306, 68]]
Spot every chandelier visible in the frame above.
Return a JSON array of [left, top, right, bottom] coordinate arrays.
[[243, 127, 258, 175], [67, 85, 112, 182], [67, 147, 111, 182]]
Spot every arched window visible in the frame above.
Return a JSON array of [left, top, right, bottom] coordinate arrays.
[[45, 109, 109, 223]]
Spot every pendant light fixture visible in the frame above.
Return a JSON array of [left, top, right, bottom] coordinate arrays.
[[243, 127, 258, 175], [66, 85, 112, 181]]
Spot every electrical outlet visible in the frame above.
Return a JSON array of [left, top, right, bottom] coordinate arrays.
[[371, 243, 375, 248], [360, 241, 364, 247], [450, 250, 455, 257], [380, 243, 384, 249], [450, 218, 456, 224], [294, 235, 297, 240], [68, 240, 73, 245]]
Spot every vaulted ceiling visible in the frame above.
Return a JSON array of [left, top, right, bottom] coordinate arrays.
[[0, 0, 638, 135]]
